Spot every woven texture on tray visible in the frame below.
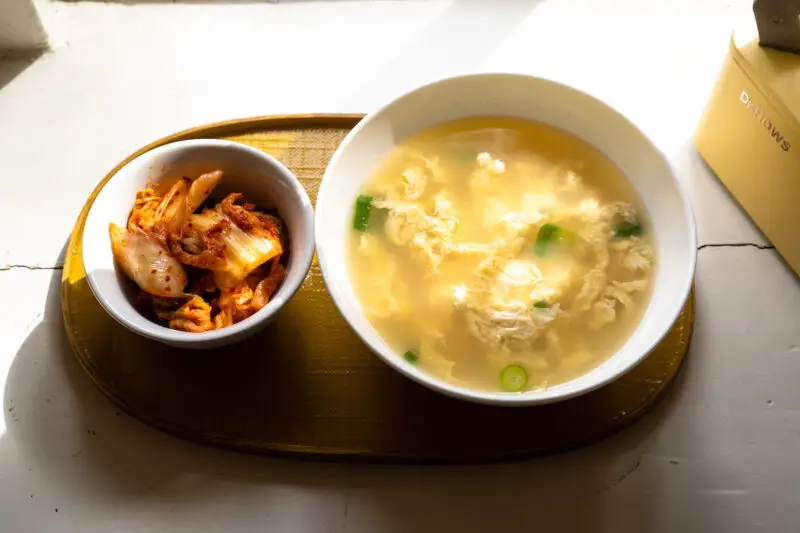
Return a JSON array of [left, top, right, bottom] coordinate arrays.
[[61, 116, 694, 463]]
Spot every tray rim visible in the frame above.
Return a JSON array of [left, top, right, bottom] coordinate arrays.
[[60, 113, 694, 464]]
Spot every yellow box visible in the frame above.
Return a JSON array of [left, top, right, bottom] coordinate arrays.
[[695, 17, 800, 276]]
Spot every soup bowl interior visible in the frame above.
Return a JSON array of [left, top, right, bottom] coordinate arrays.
[[82, 139, 315, 349], [316, 73, 696, 405]]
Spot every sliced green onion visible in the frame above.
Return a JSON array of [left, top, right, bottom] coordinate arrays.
[[533, 300, 549, 309], [500, 364, 528, 392], [534, 223, 575, 257], [353, 194, 374, 231], [534, 223, 557, 256], [615, 222, 643, 238], [403, 350, 418, 364]]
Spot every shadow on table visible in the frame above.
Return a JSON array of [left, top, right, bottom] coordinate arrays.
[[0, 50, 45, 93], [0, 251, 347, 502], [1, 240, 699, 532]]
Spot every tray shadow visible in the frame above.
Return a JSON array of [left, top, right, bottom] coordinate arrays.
[[0, 49, 45, 93], [2, 260, 348, 503], [1, 240, 693, 531]]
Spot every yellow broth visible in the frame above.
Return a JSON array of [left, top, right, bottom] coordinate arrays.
[[348, 117, 656, 393]]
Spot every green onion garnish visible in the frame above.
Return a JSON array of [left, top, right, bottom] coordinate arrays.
[[534, 223, 575, 257], [533, 300, 549, 309], [500, 364, 528, 392], [353, 194, 374, 231], [403, 351, 418, 364], [615, 222, 643, 238]]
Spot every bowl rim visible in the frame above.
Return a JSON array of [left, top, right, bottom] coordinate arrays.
[[83, 138, 316, 346], [315, 72, 697, 406]]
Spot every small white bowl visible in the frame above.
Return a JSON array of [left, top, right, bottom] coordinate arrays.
[[83, 139, 315, 349], [315, 73, 697, 406]]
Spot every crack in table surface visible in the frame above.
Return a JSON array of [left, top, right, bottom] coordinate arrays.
[[0, 242, 775, 273]]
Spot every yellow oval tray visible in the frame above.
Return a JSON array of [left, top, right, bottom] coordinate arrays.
[[61, 114, 694, 463]]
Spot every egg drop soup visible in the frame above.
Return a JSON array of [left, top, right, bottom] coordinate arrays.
[[348, 117, 656, 393]]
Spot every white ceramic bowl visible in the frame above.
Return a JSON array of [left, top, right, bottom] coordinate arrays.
[[315, 73, 697, 406], [83, 139, 315, 349]]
